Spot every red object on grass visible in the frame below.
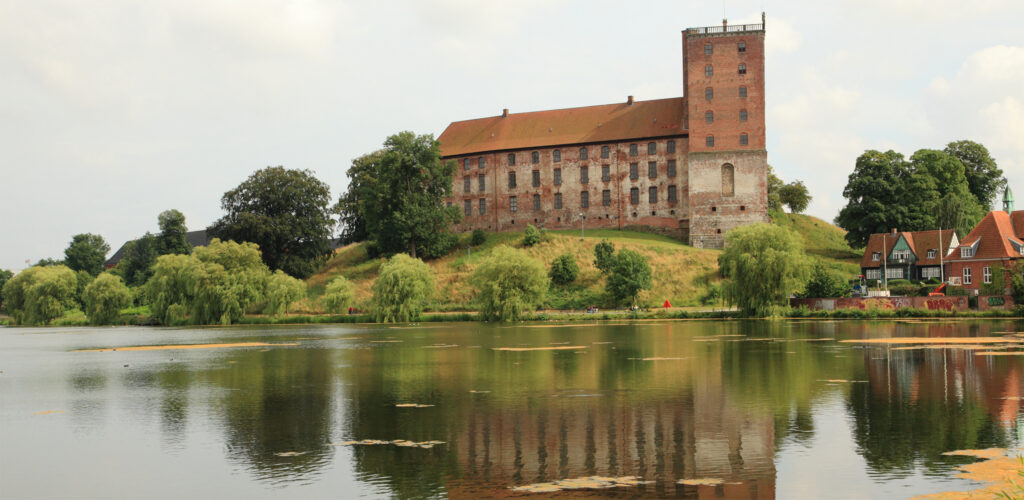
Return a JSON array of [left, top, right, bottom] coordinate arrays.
[[663, 300, 672, 308]]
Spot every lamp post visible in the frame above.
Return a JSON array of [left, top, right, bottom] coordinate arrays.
[[579, 213, 585, 240]]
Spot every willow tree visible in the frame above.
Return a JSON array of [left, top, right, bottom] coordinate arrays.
[[718, 223, 810, 315], [83, 272, 132, 325], [264, 270, 306, 317], [371, 254, 433, 323], [2, 265, 77, 325], [473, 246, 548, 321], [322, 275, 356, 313]]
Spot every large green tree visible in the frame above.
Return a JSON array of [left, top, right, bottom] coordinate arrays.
[[117, 232, 158, 287], [835, 151, 919, 248], [209, 166, 334, 278], [156, 209, 192, 255], [83, 272, 132, 325], [778, 180, 812, 214], [370, 254, 434, 323], [718, 224, 809, 315], [64, 233, 110, 277], [910, 149, 984, 235], [2, 265, 78, 325], [607, 249, 653, 307], [473, 246, 548, 321], [336, 132, 461, 259], [0, 269, 13, 311], [944, 140, 1004, 209], [766, 165, 784, 213]]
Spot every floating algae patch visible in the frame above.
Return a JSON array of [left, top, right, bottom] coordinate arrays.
[[395, 403, 434, 408], [840, 337, 1021, 345], [32, 410, 64, 416], [74, 342, 297, 352], [912, 448, 1021, 499], [627, 357, 693, 361], [422, 344, 458, 349], [492, 346, 587, 352], [370, 340, 402, 343], [511, 476, 649, 493], [975, 351, 1024, 356], [892, 344, 996, 351], [817, 379, 868, 383], [274, 451, 307, 457], [469, 390, 490, 394], [332, 439, 444, 449], [678, 478, 728, 486]]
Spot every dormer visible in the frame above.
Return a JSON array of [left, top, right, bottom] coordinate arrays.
[[960, 239, 980, 258]]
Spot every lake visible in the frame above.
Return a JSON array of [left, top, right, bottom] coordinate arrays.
[[1, 320, 1022, 499]]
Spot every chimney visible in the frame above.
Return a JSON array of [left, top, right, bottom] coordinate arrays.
[[502, 108, 509, 118], [627, 95, 634, 105], [723, 18, 728, 28], [891, 228, 897, 235]]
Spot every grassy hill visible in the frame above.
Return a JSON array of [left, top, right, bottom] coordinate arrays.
[[304, 214, 861, 312]]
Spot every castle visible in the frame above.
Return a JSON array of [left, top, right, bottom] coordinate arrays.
[[439, 15, 769, 248]]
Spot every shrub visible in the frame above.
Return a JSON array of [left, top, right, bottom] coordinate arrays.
[[593, 240, 616, 273], [83, 273, 132, 325], [2, 265, 78, 325], [797, 263, 850, 298], [371, 254, 434, 323], [607, 249, 653, 306], [264, 270, 306, 317], [322, 275, 356, 313], [522, 224, 542, 247], [471, 229, 487, 246], [472, 246, 548, 321], [701, 283, 722, 305], [548, 253, 579, 286]]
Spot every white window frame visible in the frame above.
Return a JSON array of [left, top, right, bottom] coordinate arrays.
[[927, 249, 937, 259], [963, 267, 972, 285], [886, 267, 903, 279], [921, 267, 941, 279], [983, 266, 992, 284], [961, 247, 973, 258], [872, 252, 881, 261], [866, 269, 881, 280]]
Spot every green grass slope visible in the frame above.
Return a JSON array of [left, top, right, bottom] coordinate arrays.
[[771, 212, 862, 275]]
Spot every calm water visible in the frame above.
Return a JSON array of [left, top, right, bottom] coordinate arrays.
[[1, 320, 1023, 499]]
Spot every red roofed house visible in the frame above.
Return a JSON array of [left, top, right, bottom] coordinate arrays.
[[437, 16, 770, 248], [945, 210, 1024, 291], [860, 229, 959, 282]]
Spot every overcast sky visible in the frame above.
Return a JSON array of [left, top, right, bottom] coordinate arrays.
[[2, 0, 1022, 271]]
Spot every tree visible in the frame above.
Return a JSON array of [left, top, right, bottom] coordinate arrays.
[[64, 233, 110, 277], [209, 166, 334, 278], [607, 249, 653, 306], [0, 269, 12, 311], [910, 149, 984, 233], [336, 132, 461, 259], [522, 224, 542, 247], [83, 273, 131, 325], [766, 165, 784, 214], [548, 253, 579, 286], [835, 150, 915, 248], [264, 270, 306, 317], [371, 254, 434, 323], [935, 193, 977, 241], [593, 240, 616, 273], [471, 229, 487, 246], [2, 265, 77, 325], [156, 209, 191, 255], [472, 246, 548, 321], [778, 181, 812, 213], [117, 233, 158, 287], [72, 270, 93, 309], [797, 263, 850, 299], [718, 224, 810, 315], [144, 254, 196, 325], [944, 140, 1004, 209], [322, 275, 356, 313]]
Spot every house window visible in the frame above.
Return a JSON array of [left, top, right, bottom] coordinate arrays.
[[722, 163, 735, 196], [922, 267, 941, 279], [579, 147, 588, 160], [554, 193, 562, 210], [601, 165, 610, 182], [886, 268, 904, 279], [648, 161, 657, 179], [478, 174, 485, 191], [648, 142, 656, 155], [629, 144, 638, 156], [580, 166, 589, 183], [740, 133, 749, 146], [983, 266, 992, 284], [532, 170, 541, 188], [705, 111, 714, 123], [963, 267, 972, 284], [464, 158, 471, 171], [668, 185, 677, 202], [649, 186, 658, 203], [738, 41, 746, 53], [630, 188, 639, 205], [706, 136, 715, 147], [531, 151, 540, 164], [738, 64, 747, 75], [872, 252, 881, 261], [464, 200, 472, 216], [510, 196, 517, 212], [705, 87, 713, 100], [479, 198, 486, 215], [740, 110, 748, 121], [667, 140, 676, 154], [927, 249, 937, 259], [464, 177, 471, 193], [705, 65, 713, 77], [739, 86, 747, 98], [602, 189, 611, 206], [601, 146, 610, 159], [479, 157, 485, 169], [704, 43, 713, 55], [508, 172, 517, 189], [629, 163, 639, 180], [507, 153, 516, 166], [667, 160, 677, 178], [961, 247, 973, 258], [553, 168, 561, 186], [553, 149, 561, 162], [866, 269, 881, 280], [580, 191, 589, 208], [533, 194, 541, 211]]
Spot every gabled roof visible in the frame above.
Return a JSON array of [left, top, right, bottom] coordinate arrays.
[[1009, 210, 1024, 239], [861, 232, 903, 268], [437, 97, 687, 158], [860, 229, 960, 268], [947, 211, 1024, 261], [911, 230, 958, 267]]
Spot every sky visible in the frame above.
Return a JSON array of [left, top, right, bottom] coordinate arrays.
[[1, 0, 1022, 271]]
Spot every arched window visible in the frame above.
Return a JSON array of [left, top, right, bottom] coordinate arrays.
[[531, 151, 540, 164], [579, 147, 588, 160], [722, 163, 735, 197], [553, 149, 561, 162], [738, 41, 746, 53], [600, 146, 610, 159]]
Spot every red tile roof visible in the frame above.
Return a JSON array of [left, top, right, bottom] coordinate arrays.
[[860, 229, 960, 268], [861, 232, 904, 268], [947, 211, 1024, 261], [1010, 210, 1024, 239], [437, 97, 687, 158], [911, 230, 958, 267]]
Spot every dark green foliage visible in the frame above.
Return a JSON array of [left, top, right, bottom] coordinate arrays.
[[700, 283, 722, 305], [63, 233, 110, 277], [522, 224, 541, 247], [156, 209, 191, 255], [944, 140, 1005, 209], [73, 270, 93, 308], [83, 273, 131, 325], [2, 265, 77, 325], [548, 253, 579, 286], [472, 246, 548, 321], [718, 224, 810, 315], [0, 269, 13, 311], [766, 165, 784, 213], [607, 249, 653, 306], [778, 181, 812, 214], [34, 258, 64, 267], [209, 166, 334, 278], [797, 263, 851, 298], [593, 240, 616, 273], [335, 132, 461, 259], [471, 229, 487, 246], [117, 233, 158, 287], [981, 263, 1007, 296]]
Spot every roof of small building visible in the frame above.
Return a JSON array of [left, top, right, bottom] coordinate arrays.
[[860, 229, 959, 268], [947, 211, 1024, 261], [437, 97, 687, 158], [861, 232, 907, 268], [105, 230, 210, 267]]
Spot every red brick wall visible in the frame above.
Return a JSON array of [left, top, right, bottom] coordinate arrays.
[[947, 260, 1013, 291]]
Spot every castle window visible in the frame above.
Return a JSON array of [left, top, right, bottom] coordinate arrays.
[[630, 187, 639, 205], [580, 166, 589, 184], [532, 170, 540, 188], [739, 86, 747, 98], [740, 133, 748, 146], [668, 160, 677, 178], [629, 144, 638, 156], [738, 41, 746, 53], [531, 151, 540, 164], [705, 65, 713, 77], [602, 190, 611, 206], [553, 149, 561, 162], [478, 174, 485, 191], [533, 194, 541, 211], [507, 153, 516, 166], [705, 87, 713, 100], [601, 146, 610, 159], [555, 193, 562, 210], [706, 136, 715, 147], [722, 163, 735, 197], [648, 142, 656, 155], [712, 206, 717, 212], [508, 172, 516, 189], [667, 140, 676, 153], [579, 147, 588, 160], [553, 168, 561, 186], [740, 110, 748, 121], [464, 177, 470, 193], [479, 198, 486, 215], [510, 196, 517, 212], [629, 163, 639, 180], [738, 64, 747, 75], [464, 200, 472, 216], [581, 191, 589, 208], [668, 185, 677, 202], [479, 156, 485, 169], [648, 161, 657, 179], [464, 158, 471, 171], [649, 186, 658, 203], [705, 111, 714, 123], [704, 43, 713, 55], [602, 165, 610, 182]]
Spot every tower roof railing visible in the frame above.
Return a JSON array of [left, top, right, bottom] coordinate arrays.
[[686, 23, 763, 35]]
